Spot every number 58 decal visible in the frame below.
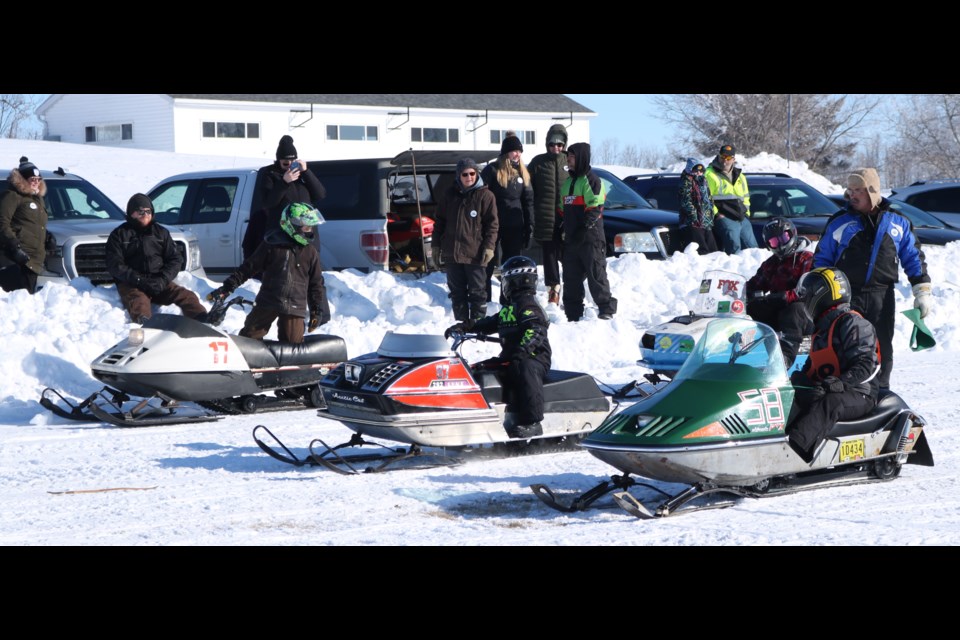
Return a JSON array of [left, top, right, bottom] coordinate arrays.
[[737, 387, 785, 428]]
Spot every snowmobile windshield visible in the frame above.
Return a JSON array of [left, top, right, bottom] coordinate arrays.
[[672, 318, 788, 385], [691, 270, 748, 317]]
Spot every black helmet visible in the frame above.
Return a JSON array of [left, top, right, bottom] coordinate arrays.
[[762, 217, 799, 257], [795, 267, 851, 321], [501, 255, 538, 300]]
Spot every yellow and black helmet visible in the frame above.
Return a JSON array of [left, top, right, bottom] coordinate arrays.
[[795, 267, 851, 320]]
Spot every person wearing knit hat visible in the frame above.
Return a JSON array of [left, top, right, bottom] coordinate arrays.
[[481, 135, 534, 304], [433, 157, 499, 322], [104, 193, 208, 324], [0, 156, 49, 294], [813, 167, 933, 389], [241, 135, 326, 262], [528, 124, 569, 305]]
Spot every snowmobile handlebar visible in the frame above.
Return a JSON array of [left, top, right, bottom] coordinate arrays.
[[449, 331, 502, 349], [205, 296, 255, 326]]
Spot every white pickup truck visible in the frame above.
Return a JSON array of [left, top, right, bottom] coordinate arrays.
[[146, 151, 501, 277]]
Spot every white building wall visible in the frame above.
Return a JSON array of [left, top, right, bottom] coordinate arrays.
[[41, 94, 175, 151], [44, 95, 593, 161], [173, 100, 592, 161]]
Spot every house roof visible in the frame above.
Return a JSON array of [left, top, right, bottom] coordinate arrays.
[[167, 94, 593, 113]]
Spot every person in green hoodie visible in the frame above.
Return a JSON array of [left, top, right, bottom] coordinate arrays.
[[560, 142, 617, 322]]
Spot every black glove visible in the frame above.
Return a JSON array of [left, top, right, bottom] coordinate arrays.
[[11, 247, 30, 265], [142, 277, 167, 296], [583, 209, 601, 230], [821, 376, 845, 394], [308, 313, 321, 332], [523, 227, 533, 250], [206, 284, 234, 302], [444, 320, 474, 339]]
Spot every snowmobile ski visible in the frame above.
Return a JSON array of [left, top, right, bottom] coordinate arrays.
[[87, 390, 222, 428]]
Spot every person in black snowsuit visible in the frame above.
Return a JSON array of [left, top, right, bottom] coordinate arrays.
[[445, 255, 550, 439], [786, 267, 880, 463], [241, 135, 326, 262]]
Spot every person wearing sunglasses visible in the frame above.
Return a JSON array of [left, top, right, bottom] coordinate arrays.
[[527, 124, 570, 306], [242, 134, 326, 264], [105, 193, 208, 324], [745, 217, 814, 366], [677, 158, 718, 255], [705, 144, 758, 255], [1, 157, 50, 294], [433, 157, 499, 323], [813, 168, 933, 390]]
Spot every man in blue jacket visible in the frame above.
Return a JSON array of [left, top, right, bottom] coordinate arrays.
[[813, 168, 933, 389]]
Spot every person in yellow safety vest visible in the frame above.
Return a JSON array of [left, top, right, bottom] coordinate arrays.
[[705, 144, 758, 255]]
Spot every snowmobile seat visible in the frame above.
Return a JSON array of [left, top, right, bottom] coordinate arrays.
[[475, 369, 609, 413], [268, 335, 348, 367], [232, 335, 347, 369], [826, 390, 911, 439]]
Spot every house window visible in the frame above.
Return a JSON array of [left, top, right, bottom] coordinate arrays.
[[411, 127, 459, 143], [326, 125, 379, 141], [490, 129, 536, 147], [85, 124, 133, 143], [201, 122, 260, 139]]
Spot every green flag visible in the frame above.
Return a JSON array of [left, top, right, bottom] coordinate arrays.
[[901, 308, 936, 351]]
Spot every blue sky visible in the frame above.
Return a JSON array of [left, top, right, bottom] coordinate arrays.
[[565, 94, 678, 151]]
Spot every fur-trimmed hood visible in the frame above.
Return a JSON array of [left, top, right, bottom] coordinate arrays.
[[6, 169, 47, 198]]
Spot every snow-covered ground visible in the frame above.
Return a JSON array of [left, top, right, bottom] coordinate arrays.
[[1, 139, 958, 546]]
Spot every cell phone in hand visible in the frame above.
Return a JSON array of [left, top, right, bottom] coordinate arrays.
[[289, 161, 301, 172]]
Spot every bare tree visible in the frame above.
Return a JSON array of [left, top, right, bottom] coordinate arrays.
[[652, 94, 880, 176], [592, 138, 620, 165], [0, 94, 41, 139], [891, 94, 960, 184]]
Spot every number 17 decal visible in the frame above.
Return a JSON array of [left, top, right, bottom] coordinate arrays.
[[209, 341, 229, 364]]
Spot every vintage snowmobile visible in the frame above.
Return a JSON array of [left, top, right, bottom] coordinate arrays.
[[40, 296, 348, 427], [253, 330, 658, 474], [638, 270, 807, 379], [532, 316, 933, 519]]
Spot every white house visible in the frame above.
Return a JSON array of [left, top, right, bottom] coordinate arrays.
[[36, 94, 596, 161]]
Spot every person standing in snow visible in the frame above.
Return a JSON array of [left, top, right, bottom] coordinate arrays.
[[527, 124, 570, 306], [0, 157, 48, 294], [209, 202, 330, 344], [677, 158, 718, 254], [480, 134, 534, 304], [813, 168, 933, 389], [242, 135, 326, 262], [560, 142, 617, 322], [433, 158, 499, 323]]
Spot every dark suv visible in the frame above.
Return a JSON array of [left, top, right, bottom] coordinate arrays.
[[591, 168, 680, 258], [623, 172, 840, 244], [889, 180, 960, 230]]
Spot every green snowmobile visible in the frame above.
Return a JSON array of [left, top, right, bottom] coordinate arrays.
[[532, 317, 934, 519]]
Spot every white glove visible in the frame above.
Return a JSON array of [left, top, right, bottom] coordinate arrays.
[[913, 283, 933, 319]]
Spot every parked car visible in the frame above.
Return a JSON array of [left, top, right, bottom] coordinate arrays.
[[824, 194, 960, 246], [889, 180, 960, 229], [592, 168, 680, 259], [623, 172, 840, 245], [1, 168, 205, 289]]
